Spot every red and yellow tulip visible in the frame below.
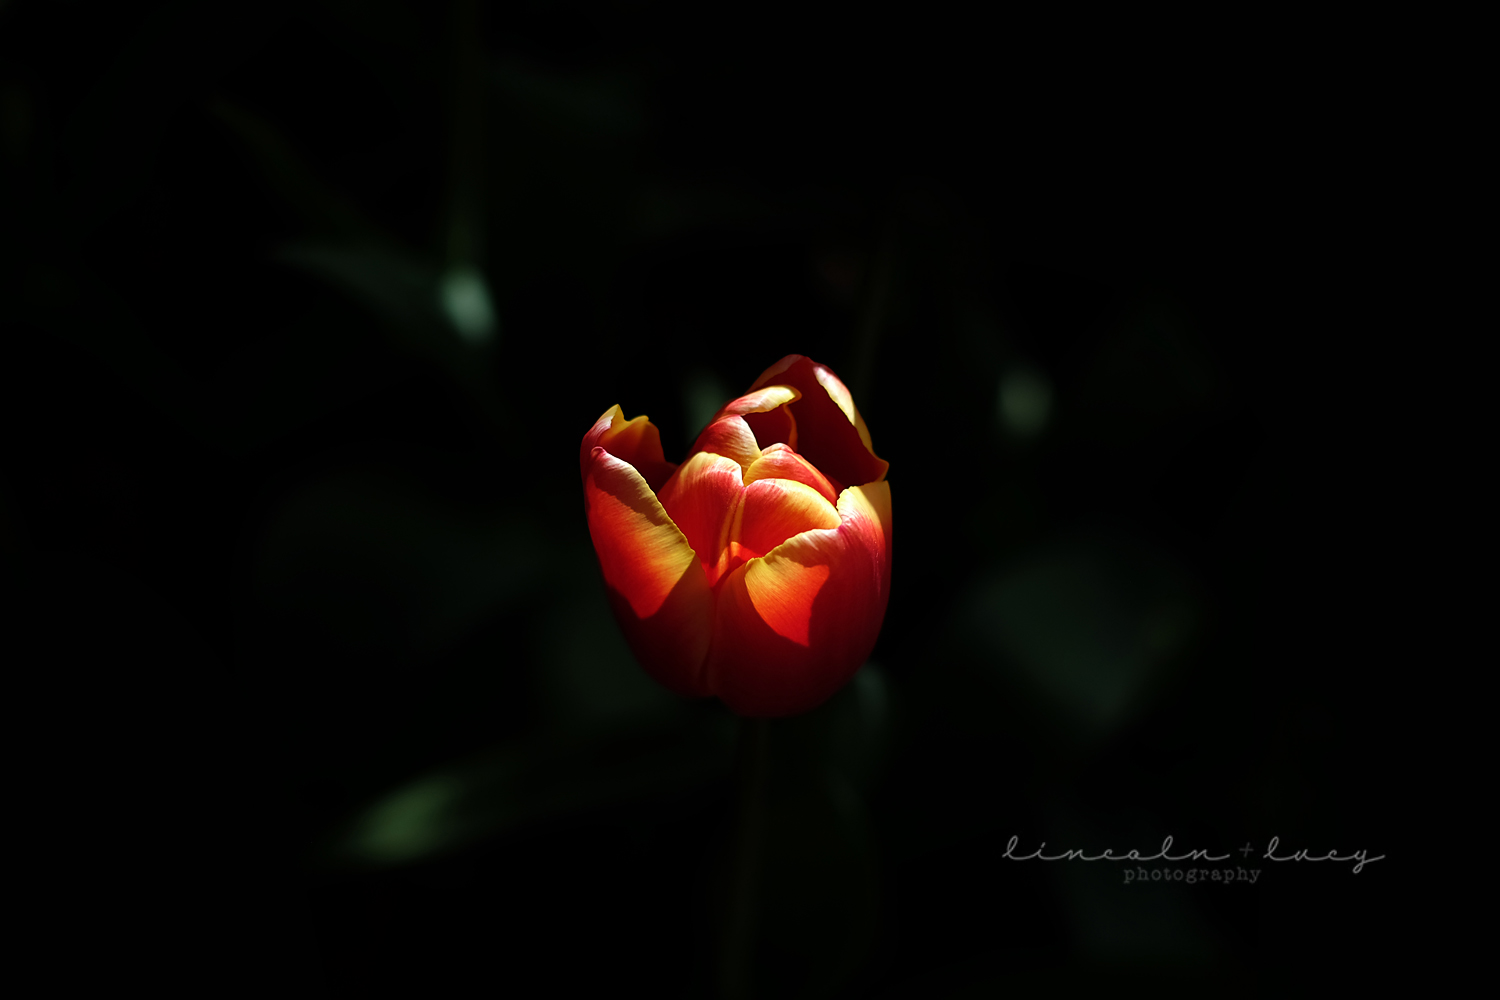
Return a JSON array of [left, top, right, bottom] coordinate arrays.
[[580, 355, 892, 717]]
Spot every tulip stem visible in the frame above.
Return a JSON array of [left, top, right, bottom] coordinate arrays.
[[719, 715, 771, 1000]]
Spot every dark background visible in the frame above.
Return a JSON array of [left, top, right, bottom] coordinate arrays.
[[3, 1, 1413, 995]]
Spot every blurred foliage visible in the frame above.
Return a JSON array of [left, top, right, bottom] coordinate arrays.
[[964, 528, 1198, 743], [2, 1, 1406, 996]]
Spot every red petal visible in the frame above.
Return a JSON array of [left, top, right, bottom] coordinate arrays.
[[584, 446, 713, 697], [657, 452, 746, 586], [743, 443, 841, 505], [741, 408, 798, 455], [734, 478, 841, 561], [686, 414, 762, 472], [748, 357, 887, 489], [714, 384, 801, 419], [705, 481, 892, 717], [580, 406, 677, 492], [710, 384, 801, 453]]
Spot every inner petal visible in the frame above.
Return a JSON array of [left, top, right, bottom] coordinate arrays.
[[743, 444, 841, 505], [748, 357, 887, 487], [741, 406, 797, 453], [688, 414, 762, 472], [715, 384, 800, 454], [581, 405, 677, 492], [716, 384, 800, 418], [734, 478, 841, 560], [658, 452, 745, 582]]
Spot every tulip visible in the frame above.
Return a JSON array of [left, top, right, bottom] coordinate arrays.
[[580, 355, 892, 717]]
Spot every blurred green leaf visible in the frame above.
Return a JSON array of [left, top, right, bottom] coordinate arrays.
[[278, 243, 445, 340], [330, 716, 733, 867], [997, 364, 1054, 440], [968, 531, 1197, 740], [437, 264, 499, 344], [209, 99, 384, 243], [212, 100, 503, 358], [275, 242, 506, 410]]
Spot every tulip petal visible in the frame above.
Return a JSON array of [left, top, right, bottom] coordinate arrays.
[[716, 384, 801, 418], [740, 406, 797, 454], [749, 356, 887, 488], [687, 414, 762, 473], [812, 365, 877, 457], [657, 451, 746, 585], [837, 480, 894, 601], [713, 384, 801, 453], [743, 443, 841, 506], [748, 354, 802, 389], [581, 406, 677, 492], [706, 481, 892, 717], [734, 478, 841, 560], [584, 447, 713, 696]]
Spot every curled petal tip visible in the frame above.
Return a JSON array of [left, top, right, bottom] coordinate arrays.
[[582, 405, 677, 492]]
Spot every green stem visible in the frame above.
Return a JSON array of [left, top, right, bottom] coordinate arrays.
[[719, 716, 771, 1000]]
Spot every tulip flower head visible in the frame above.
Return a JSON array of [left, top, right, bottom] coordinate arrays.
[[580, 355, 892, 717]]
